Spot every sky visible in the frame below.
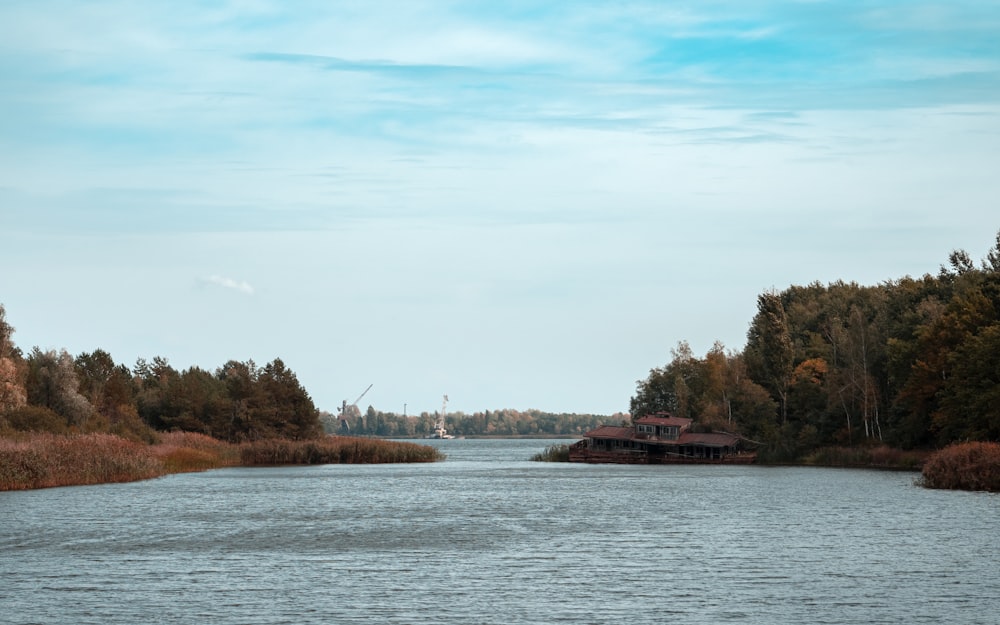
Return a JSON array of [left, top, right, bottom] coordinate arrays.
[[1, 1, 999, 416]]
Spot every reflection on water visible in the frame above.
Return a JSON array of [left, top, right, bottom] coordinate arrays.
[[2, 438, 998, 624]]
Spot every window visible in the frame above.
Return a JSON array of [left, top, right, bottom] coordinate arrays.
[[660, 426, 678, 439]]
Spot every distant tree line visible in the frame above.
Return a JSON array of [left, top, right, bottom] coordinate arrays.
[[326, 407, 614, 438], [0, 306, 613, 441], [631, 230, 1000, 460]]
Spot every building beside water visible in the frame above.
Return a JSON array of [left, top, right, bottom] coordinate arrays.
[[569, 413, 756, 464]]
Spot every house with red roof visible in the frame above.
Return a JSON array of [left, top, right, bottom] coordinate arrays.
[[568, 413, 756, 464]]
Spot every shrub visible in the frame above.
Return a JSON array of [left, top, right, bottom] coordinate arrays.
[[2, 406, 69, 434], [920, 441, 1000, 492]]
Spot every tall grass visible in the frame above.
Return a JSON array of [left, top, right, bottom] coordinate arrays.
[[802, 445, 928, 470], [150, 431, 240, 473], [240, 436, 444, 465], [920, 441, 1000, 492], [0, 433, 164, 491], [1, 433, 445, 490]]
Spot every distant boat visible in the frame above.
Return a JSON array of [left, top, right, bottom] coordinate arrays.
[[426, 424, 455, 440]]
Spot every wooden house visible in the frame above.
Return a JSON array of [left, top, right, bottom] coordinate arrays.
[[568, 413, 755, 464]]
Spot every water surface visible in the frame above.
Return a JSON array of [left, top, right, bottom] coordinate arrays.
[[2, 439, 998, 624]]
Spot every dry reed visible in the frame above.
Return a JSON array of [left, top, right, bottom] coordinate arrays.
[[0, 433, 164, 491], [240, 436, 444, 465], [1, 432, 444, 490], [920, 441, 1000, 492], [150, 431, 240, 472], [802, 445, 927, 470]]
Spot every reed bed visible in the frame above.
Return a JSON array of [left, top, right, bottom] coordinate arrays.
[[0, 433, 164, 491], [920, 441, 1000, 492], [150, 431, 240, 473], [802, 445, 927, 470], [240, 436, 444, 465], [1, 433, 444, 490]]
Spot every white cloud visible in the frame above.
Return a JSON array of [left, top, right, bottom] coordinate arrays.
[[202, 274, 254, 295]]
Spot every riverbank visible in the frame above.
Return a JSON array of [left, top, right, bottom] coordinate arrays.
[[0, 431, 444, 491], [798, 445, 928, 471]]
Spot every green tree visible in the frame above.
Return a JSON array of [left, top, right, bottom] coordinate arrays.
[[936, 323, 1000, 441], [216, 359, 263, 440], [257, 358, 321, 440], [745, 292, 794, 425], [630, 341, 702, 418], [134, 356, 180, 430], [983, 229, 1000, 272]]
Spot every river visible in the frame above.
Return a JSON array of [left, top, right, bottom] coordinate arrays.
[[2, 438, 998, 624]]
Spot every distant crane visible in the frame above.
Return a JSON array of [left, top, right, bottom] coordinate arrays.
[[430, 394, 454, 439], [338, 384, 373, 433]]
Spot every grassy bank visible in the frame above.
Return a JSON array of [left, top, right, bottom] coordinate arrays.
[[0, 432, 444, 491], [920, 441, 1000, 492]]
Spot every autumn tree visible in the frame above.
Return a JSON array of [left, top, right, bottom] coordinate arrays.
[[0, 304, 27, 415], [25, 348, 93, 427]]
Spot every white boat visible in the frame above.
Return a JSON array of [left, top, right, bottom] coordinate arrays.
[[426, 424, 455, 440], [426, 394, 455, 439]]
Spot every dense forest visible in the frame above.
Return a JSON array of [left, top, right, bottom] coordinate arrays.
[[0, 309, 610, 441], [631, 231, 1000, 460]]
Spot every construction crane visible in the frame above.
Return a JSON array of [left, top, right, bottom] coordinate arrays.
[[430, 394, 454, 439], [338, 384, 373, 432]]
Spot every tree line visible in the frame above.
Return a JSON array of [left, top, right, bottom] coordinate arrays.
[[0, 308, 613, 441], [0, 318, 322, 442], [631, 230, 1000, 460], [327, 407, 613, 438]]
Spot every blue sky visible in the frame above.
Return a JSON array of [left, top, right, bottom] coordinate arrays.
[[2, 1, 999, 416]]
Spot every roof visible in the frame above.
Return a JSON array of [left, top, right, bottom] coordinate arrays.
[[677, 432, 741, 447], [634, 415, 693, 428], [584, 425, 635, 440], [582, 424, 742, 448]]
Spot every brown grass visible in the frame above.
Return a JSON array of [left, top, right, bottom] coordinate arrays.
[[150, 431, 240, 472], [240, 436, 445, 465], [0, 433, 164, 491], [1, 433, 444, 490], [802, 445, 928, 470], [920, 441, 1000, 492]]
